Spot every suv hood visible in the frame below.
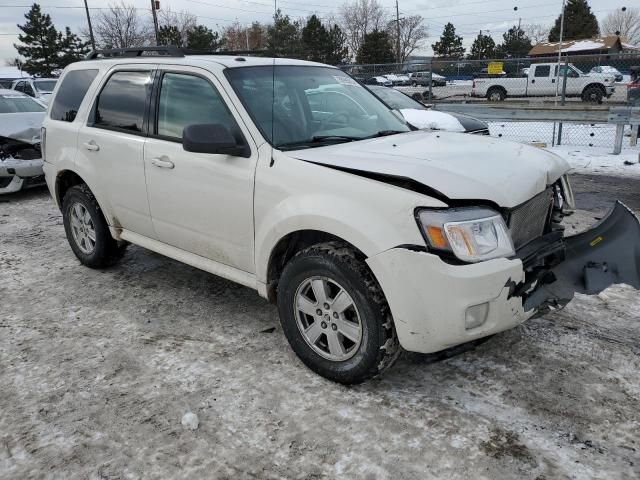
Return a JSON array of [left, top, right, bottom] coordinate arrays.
[[290, 131, 569, 208]]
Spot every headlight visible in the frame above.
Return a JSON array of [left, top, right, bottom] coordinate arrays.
[[417, 207, 515, 262]]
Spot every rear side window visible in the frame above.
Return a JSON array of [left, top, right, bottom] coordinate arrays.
[[534, 66, 550, 77], [50, 69, 98, 122], [94, 71, 151, 133]]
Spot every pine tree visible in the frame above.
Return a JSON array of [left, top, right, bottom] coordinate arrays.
[[302, 15, 329, 62], [431, 23, 465, 59], [469, 33, 496, 59], [325, 24, 349, 65], [58, 27, 90, 69], [267, 9, 302, 58], [14, 3, 60, 76], [495, 26, 532, 58], [356, 30, 394, 64], [186, 25, 223, 50], [548, 0, 599, 41], [158, 25, 183, 47]]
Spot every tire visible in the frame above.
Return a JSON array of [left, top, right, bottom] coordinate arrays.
[[582, 86, 603, 104], [277, 242, 400, 384], [62, 184, 127, 268], [487, 87, 506, 102]]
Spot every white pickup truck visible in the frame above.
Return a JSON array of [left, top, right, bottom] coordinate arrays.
[[471, 63, 615, 103]]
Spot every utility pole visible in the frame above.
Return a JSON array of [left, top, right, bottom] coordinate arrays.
[[395, 0, 401, 64], [477, 30, 482, 60], [150, 0, 160, 45], [83, 0, 95, 50]]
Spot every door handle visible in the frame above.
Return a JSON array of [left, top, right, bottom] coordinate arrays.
[[552, 78, 556, 83], [83, 141, 100, 151], [151, 157, 175, 169], [531, 79, 535, 84]]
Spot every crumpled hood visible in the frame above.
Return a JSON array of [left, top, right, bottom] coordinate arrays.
[[290, 130, 570, 208], [0, 112, 44, 144]]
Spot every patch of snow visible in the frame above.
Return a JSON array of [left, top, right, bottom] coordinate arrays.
[[546, 145, 640, 178], [400, 108, 466, 132], [181, 411, 199, 430]]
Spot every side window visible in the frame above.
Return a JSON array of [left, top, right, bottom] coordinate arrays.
[[94, 71, 151, 133], [156, 73, 238, 140], [14, 81, 24, 92], [24, 82, 35, 96], [50, 69, 98, 122], [534, 65, 551, 77]]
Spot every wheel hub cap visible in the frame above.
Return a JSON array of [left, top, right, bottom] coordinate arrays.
[[69, 202, 96, 255]]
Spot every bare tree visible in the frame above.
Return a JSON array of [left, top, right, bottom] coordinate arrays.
[[524, 23, 551, 44], [386, 15, 427, 62], [157, 8, 197, 46], [601, 8, 640, 46], [221, 21, 247, 51], [5, 58, 23, 67], [92, 1, 152, 49], [339, 0, 388, 59]]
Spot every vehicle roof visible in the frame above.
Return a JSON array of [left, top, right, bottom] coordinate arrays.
[[70, 55, 331, 71]]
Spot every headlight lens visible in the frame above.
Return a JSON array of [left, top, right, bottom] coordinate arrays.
[[418, 207, 515, 262]]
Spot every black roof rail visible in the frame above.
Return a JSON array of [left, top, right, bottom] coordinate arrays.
[[84, 45, 278, 60]]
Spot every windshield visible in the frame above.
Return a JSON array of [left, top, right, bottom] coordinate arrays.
[[0, 93, 46, 113], [34, 79, 57, 92], [226, 66, 410, 150], [369, 86, 426, 110]]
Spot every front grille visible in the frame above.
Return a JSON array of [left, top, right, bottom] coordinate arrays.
[[508, 188, 554, 249]]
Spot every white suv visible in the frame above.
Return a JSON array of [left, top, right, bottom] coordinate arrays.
[[42, 48, 640, 384]]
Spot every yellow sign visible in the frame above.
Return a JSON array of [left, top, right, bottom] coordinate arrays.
[[487, 62, 504, 75]]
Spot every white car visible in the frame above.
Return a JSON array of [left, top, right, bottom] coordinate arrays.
[[11, 77, 58, 104], [0, 89, 46, 193], [368, 85, 489, 134], [589, 65, 623, 83], [42, 49, 640, 384]]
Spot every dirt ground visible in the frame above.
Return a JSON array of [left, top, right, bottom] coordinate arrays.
[[1, 174, 639, 480]]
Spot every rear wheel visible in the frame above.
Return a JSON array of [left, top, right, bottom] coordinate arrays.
[[277, 242, 400, 384], [582, 86, 603, 103], [62, 184, 127, 268], [487, 87, 506, 102]]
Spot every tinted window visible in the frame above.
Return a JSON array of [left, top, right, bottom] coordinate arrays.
[[50, 69, 98, 122], [156, 73, 236, 139], [534, 66, 550, 77], [34, 79, 57, 92], [14, 81, 24, 92], [94, 71, 150, 132]]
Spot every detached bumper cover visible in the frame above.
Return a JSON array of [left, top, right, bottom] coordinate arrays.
[[524, 201, 640, 310]]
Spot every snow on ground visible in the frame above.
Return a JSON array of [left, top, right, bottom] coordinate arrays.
[[548, 145, 640, 178]]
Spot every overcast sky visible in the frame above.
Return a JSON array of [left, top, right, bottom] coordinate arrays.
[[0, 0, 632, 62]]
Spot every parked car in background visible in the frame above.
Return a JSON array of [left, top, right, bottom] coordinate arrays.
[[11, 77, 58, 104], [590, 65, 623, 82], [472, 63, 615, 102], [474, 67, 507, 78], [0, 89, 46, 193], [409, 71, 446, 87], [628, 76, 640, 106], [363, 76, 393, 87], [368, 85, 489, 134], [382, 74, 411, 86]]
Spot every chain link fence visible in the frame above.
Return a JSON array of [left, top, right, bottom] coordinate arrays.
[[341, 53, 640, 149]]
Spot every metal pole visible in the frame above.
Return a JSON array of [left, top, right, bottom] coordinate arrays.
[[83, 0, 95, 50], [552, 0, 566, 147], [150, 0, 160, 45], [395, 0, 401, 64], [557, 57, 569, 145], [428, 57, 433, 103]]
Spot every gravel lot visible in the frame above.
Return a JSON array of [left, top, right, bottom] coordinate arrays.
[[1, 175, 639, 480]]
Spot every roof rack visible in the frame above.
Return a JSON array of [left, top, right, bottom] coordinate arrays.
[[84, 46, 277, 60]]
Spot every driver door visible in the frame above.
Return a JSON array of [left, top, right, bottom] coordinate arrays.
[[143, 67, 258, 273]]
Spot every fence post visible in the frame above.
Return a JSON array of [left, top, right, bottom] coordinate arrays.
[[613, 124, 625, 155], [428, 58, 433, 103], [557, 58, 569, 145]]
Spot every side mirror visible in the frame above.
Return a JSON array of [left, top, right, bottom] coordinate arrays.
[[182, 123, 250, 157]]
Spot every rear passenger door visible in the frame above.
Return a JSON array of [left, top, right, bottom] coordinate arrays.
[[143, 67, 258, 273], [76, 66, 156, 238], [529, 65, 555, 96]]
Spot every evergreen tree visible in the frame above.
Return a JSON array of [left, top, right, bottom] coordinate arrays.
[[356, 30, 394, 64], [495, 26, 532, 57], [431, 23, 465, 59], [158, 25, 183, 47], [58, 27, 90, 69], [186, 25, 223, 50], [267, 9, 302, 58], [469, 33, 496, 59], [302, 15, 329, 62], [325, 24, 349, 65], [14, 3, 60, 76], [548, 0, 599, 41]]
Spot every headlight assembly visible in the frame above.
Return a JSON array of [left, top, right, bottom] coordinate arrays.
[[417, 207, 515, 263]]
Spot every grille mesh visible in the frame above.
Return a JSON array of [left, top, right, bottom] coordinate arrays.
[[508, 188, 554, 249]]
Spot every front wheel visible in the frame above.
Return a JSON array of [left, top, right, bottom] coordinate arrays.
[[277, 242, 400, 384], [582, 86, 603, 103]]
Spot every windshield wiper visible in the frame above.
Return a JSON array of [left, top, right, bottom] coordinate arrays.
[[366, 130, 406, 139], [277, 135, 360, 150]]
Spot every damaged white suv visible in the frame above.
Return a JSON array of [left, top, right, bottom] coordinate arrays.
[[42, 49, 640, 384]]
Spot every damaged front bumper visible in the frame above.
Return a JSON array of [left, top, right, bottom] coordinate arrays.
[[0, 157, 45, 193], [366, 202, 639, 354]]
